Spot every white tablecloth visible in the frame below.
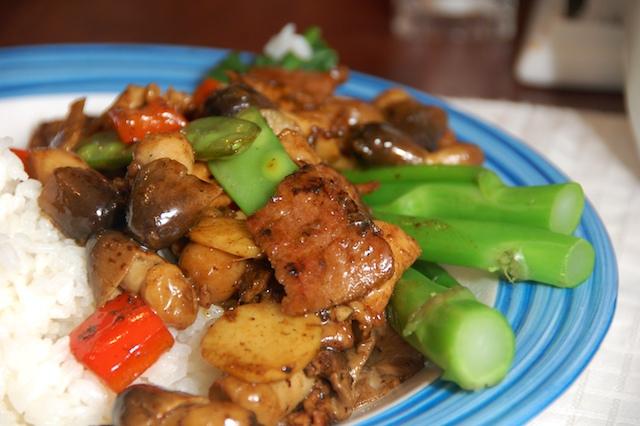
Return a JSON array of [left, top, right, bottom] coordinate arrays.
[[449, 98, 639, 425]]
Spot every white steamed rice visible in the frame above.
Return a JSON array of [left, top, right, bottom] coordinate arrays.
[[0, 139, 222, 426]]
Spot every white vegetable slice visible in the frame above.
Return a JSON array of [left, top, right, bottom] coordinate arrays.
[[201, 302, 322, 383], [188, 216, 261, 258]]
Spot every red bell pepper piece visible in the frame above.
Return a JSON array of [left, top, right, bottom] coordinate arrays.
[[9, 148, 31, 175], [69, 293, 174, 393], [192, 77, 222, 107], [109, 99, 187, 144]]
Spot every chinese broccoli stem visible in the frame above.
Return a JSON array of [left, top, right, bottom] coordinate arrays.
[[364, 179, 584, 235], [388, 268, 515, 390], [207, 108, 298, 215], [411, 260, 460, 289], [343, 164, 486, 184], [374, 212, 595, 287]]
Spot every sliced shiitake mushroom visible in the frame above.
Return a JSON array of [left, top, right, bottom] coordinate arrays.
[[113, 384, 256, 426], [374, 88, 447, 152], [202, 82, 274, 117], [347, 122, 429, 166], [87, 231, 163, 306]]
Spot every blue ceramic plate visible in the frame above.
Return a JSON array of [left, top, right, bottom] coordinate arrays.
[[0, 44, 618, 425]]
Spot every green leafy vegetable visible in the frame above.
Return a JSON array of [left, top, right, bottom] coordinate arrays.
[[210, 26, 339, 78], [207, 51, 251, 83]]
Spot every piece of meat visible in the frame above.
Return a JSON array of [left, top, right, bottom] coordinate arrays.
[[28, 98, 96, 150], [277, 129, 322, 166], [113, 384, 256, 426], [247, 164, 394, 315], [282, 97, 382, 170], [356, 221, 421, 326], [211, 371, 314, 426], [285, 380, 350, 426], [236, 66, 348, 111], [354, 326, 429, 408]]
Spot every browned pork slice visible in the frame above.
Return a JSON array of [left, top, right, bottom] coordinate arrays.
[[236, 66, 348, 111], [246, 164, 394, 315]]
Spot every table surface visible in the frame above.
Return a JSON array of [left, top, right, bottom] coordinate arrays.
[[0, 0, 625, 112]]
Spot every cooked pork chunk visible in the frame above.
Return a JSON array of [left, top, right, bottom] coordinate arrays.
[[236, 66, 348, 111], [246, 164, 394, 315]]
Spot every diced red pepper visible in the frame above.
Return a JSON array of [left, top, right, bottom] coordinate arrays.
[[193, 77, 222, 107], [109, 99, 187, 144], [9, 148, 31, 175], [69, 293, 174, 393]]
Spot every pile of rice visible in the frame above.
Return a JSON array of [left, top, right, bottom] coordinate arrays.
[[0, 139, 222, 426]]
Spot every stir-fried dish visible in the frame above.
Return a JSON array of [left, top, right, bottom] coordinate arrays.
[[11, 25, 595, 426]]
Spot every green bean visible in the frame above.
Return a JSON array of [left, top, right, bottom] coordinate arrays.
[[183, 116, 260, 161], [207, 108, 298, 215], [76, 132, 132, 170]]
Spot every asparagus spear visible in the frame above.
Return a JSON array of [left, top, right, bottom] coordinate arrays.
[[374, 211, 595, 287], [388, 268, 515, 390], [207, 108, 298, 215]]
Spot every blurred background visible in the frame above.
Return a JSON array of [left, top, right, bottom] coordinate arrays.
[[0, 0, 628, 113]]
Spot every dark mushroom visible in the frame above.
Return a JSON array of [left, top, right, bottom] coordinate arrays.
[[383, 100, 448, 152], [202, 83, 274, 117], [374, 88, 448, 152], [38, 167, 122, 244], [113, 384, 256, 426], [347, 122, 430, 166], [87, 231, 163, 306], [127, 158, 223, 249]]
